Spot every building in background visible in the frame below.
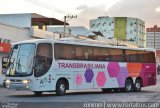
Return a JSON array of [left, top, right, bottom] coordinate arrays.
[[0, 13, 66, 39], [146, 25, 160, 49], [146, 25, 160, 66], [47, 26, 97, 39], [0, 23, 30, 85], [0, 13, 66, 85], [90, 16, 145, 48]]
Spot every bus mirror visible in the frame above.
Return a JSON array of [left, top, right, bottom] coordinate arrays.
[[2, 57, 9, 68], [33, 57, 39, 72]]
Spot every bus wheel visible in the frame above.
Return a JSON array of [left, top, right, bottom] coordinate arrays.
[[34, 91, 43, 96], [56, 80, 66, 96], [134, 79, 142, 92], [125, 79, 133, 92]]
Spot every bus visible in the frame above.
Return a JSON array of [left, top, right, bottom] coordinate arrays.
[[4, 38, 156, 96]]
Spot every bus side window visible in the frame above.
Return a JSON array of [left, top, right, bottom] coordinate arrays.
[[93, 48, 99, 61], [63, 45, 75, 60], [35, 43, 53, 77], [110, 48, 124, 62], [55, 44, 64, 59], [75, 46, 83, 60], [104, 48, 110, 61], [84, 52, 89, 60], [105, 53, 110, 61], [83, 47, 93, 60]]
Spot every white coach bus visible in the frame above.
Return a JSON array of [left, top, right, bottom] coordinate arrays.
[[4, 39, 156, 96]]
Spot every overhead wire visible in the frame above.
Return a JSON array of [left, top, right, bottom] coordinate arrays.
[[25, 0, 91, 27]]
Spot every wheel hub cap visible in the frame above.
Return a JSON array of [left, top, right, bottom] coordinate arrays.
[[127, 84, 131, 90], [136, 83, 140, 89], [60, 84, 65, 92]]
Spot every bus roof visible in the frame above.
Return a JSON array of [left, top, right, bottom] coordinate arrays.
[[13, 38, 155, 52]]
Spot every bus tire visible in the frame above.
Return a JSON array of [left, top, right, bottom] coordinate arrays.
[[125, 79, 133, 92], [134, 79, 142, 92], [34, 91, 43, 96], [56, 80, 66, 96]]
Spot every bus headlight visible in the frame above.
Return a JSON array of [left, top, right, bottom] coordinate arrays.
[[22, 80, 30, 84], [6, 79, 11, 84]]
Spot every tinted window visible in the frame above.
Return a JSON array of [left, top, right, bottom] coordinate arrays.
[[35, 43, 53, 77], [125, 50, 138, 62], [55, 44, 75, 60], [54, 43, 155, 63], [143, 51, 155, 63], [125, 50, 155, 63], [75, 45, 83, 60], [110, 49, 124, 62], [83, 46, 93, 60], [93, 48, 110, 61]]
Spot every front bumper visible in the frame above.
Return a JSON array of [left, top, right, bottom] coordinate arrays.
[[6, 79, 32, 91], [7, 83, 30, 91]]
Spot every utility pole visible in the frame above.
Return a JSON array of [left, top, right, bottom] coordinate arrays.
[[117, 38, 118, 46], [64, 16, 66, 38], [63, 15, 77, 38]]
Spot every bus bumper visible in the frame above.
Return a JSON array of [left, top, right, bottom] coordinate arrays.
[[5, 79, 32, 91]]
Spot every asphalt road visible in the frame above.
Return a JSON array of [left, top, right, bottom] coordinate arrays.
[[0, 75, 160, 108]]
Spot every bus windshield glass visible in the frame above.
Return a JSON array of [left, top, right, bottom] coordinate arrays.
[[6, 44, 35, 77]]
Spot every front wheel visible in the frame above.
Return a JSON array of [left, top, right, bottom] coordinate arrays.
[[134, 79, 142, 92], [56, 80, 66, 96], [125, 79, 133, 92]]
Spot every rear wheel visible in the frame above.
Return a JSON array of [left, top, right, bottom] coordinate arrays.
[[125, 79, 133, 92], [56, 80, 66, 96], [134, 79, 142, 92], [34, 91, 43, 96]]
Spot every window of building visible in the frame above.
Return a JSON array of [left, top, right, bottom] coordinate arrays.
[[102, 22, 106, 26], [134, 29, 137, 32]]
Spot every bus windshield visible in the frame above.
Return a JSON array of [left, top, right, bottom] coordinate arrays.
[[6, 44, 35, 77]]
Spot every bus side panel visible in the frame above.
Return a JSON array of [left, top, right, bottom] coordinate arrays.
[[140, 63, 156, 87], [115, 64, 129, 88], [127, 63, 142, 77], [32, 73, 53, 91], [74, 71, 94, 90], [93, 62, 128, 89], [73, 62, 120, 90]]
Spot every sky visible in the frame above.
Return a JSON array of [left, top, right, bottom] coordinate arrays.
[[0, 0, 160, 28]]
